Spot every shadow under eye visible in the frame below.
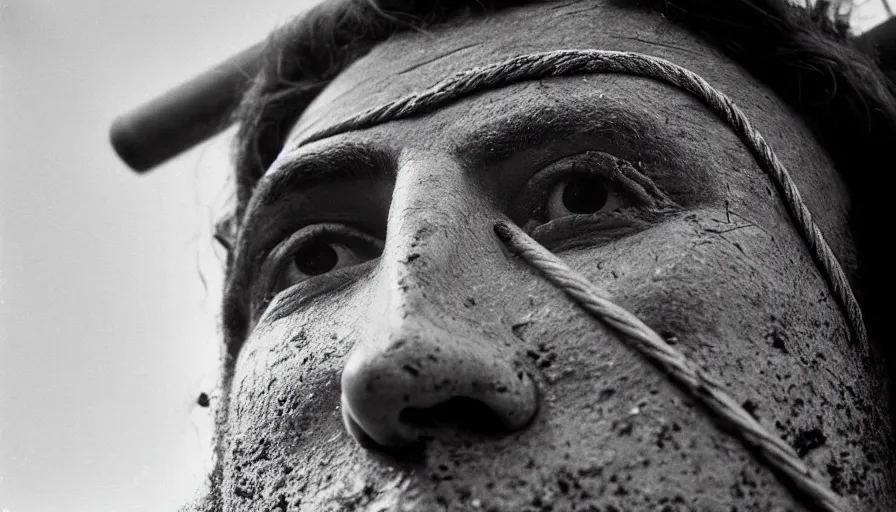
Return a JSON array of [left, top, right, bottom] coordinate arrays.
[[528, 205, 679, 253], [252, 223, 384, 316], [256, 257, 381, 328]]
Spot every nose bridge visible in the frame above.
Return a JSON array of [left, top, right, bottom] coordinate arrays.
[[384, 150, 472, 267], [379, 150, 487, 319], [340, 150, 539, 448]]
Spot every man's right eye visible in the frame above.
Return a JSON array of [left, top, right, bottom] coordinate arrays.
[[262, 223, 384, 298], [290, 239, 359, 276]]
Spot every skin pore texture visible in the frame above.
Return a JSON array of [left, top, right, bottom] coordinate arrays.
[[210, 2, 895, 511]]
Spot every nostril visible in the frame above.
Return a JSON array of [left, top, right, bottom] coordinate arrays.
[[399, 397, 507, 436], [341, 324, 541, 449]]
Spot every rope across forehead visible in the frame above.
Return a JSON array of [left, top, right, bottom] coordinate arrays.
[[292, 49, 865, 511]]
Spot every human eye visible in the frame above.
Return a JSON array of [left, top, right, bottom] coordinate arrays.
[[517, 151, 673, 248], [256, 223, 384, 302], [545, 171, 628, 220]]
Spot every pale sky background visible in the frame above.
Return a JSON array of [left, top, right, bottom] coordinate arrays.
[[0, 1, 892, 512], [0, 1, 320, 511]]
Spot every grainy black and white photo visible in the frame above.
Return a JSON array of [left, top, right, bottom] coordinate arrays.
[[3, 1, 896, 511]]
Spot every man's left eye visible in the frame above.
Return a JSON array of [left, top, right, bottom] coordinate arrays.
[[290, 239, 365, 278], [546, 175, 626, 220]]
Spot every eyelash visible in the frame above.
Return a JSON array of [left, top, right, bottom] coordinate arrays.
[[254, 223, 383, 307], [519, 153, 648, 225]]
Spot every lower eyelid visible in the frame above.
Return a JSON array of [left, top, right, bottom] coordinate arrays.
[[519, 151, 672, 222], [252, 261, 375, 330], [529, 206, 677, 251], [252, 223, 382, 311]]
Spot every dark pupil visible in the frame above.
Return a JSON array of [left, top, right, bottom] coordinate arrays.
[[294, 240, 339, 276], [562, 176, 609, 214]]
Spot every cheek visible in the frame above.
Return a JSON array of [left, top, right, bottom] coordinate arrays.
[[223, 290, 366, 506], [229, 310, 348, 433], [512, 209, 788, 398], [533, 207, 875, 465], [553, 207, 844, 379], [493, 208, 870, 503]]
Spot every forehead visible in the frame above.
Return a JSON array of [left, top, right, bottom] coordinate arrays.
[[264, 0, 855, 273], [286, 1, 751, 145]]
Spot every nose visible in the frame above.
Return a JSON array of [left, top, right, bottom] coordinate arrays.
[[341, 312, 539, 447], [339, 151, 539, 448]]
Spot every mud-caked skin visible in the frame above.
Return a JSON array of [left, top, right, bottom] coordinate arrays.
[[214, 2, 895, 511]]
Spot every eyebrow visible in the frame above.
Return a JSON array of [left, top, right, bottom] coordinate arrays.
[[234, 141, 394, 251], [242, 97, 651, 229], [458, 100, 645, 166], [251, 141, 394, 211], [236, 92, 663, 267]]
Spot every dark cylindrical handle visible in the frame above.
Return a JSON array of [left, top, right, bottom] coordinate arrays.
[[110, 42, 265, 172], [861, 15, 896, 72], [111, 15, 896, 174]]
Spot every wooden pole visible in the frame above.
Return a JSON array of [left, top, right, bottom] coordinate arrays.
[[109, 13, 896, 174], [109, 42, 265, 172], [860, 13, 896, 76]]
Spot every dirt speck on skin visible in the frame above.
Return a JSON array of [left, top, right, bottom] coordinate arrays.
[[767, 327, 789, 355], [660, 330, 679, 346], [525, 343, 556, 370], [792, 427, 827, 457], [410, 226, 432, 249], [742, 400, 759, 420], [272, 493, 288, 511], [654, 423, 681, 450], [597, 388, 616, 402], [511, 321, 532, 340]]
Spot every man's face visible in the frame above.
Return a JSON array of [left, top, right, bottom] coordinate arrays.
[[217, 2, 893, 510]]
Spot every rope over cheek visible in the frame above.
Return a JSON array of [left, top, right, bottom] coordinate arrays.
[[494, 220, 847, 512]]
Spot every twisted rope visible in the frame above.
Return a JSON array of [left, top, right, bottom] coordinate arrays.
[[494, 220, 846, 512], [294, 49, 867, 511], [298, 49, 867, 354]]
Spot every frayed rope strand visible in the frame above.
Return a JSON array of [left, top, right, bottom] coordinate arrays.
[[494, 220, 847, 512]]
